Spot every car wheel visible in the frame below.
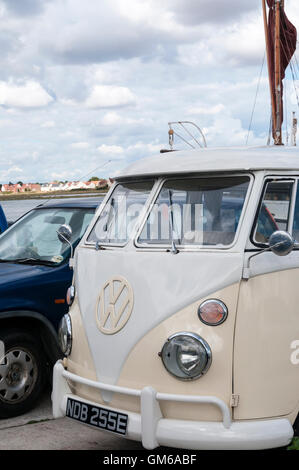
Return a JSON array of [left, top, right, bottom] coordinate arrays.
[[0, 329, 46, 418], [293, 414, 299, 437]]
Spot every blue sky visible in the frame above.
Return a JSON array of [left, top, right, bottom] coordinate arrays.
[[0, 0, 298, 183]]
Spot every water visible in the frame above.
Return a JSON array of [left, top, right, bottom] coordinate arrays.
[[1, 196, 103, 222]]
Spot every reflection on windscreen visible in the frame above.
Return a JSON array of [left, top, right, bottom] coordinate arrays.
[[87, 181, 154, 244], [0, 208, 94, 264], [138, 176, 250, 247]]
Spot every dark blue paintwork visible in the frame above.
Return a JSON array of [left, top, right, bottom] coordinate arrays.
[[0, 262, 72, 330], [0, 199, 99, 333]]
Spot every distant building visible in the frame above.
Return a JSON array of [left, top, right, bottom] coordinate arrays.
[[96, 179, 108, 189], [1, 179, 109, 194], [22, 183, 41, 192], [1, 183, 41, 193]]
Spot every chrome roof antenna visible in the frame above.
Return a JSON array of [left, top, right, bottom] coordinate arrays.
[[160, 121, 207, 154]]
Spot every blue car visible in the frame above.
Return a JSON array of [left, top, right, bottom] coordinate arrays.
[[0, 199, 98, 418]]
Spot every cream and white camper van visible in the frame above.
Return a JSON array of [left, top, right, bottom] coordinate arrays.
[[52, 146, 299, 450]]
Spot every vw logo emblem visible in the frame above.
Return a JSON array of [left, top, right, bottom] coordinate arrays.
[[95, 276, 134, 335]]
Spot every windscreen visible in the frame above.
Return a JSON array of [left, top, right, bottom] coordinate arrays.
[[0, 207, 95, 265], [138, 176, 250, 247]]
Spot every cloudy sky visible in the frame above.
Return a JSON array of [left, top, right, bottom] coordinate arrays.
[[0, 0, 298, 183]]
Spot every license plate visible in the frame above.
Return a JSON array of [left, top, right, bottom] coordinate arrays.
[[66, 398, 128, 435]]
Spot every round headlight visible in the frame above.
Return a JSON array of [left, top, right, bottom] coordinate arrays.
[[160, 332, 212, 380], [198, 299, 228, 326], [58, 314, 72, 356]]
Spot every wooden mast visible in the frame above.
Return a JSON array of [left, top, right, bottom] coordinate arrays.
[[274, 0, 282, 145], [262, 0, 276, 137], [262, 0, 283, 145]]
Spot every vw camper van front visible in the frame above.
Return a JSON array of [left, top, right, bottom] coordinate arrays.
[[52, 147, 299, 450]]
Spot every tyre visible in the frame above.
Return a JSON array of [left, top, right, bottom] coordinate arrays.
[[294, 414, 299, 437], [0, 329, 46, 418]]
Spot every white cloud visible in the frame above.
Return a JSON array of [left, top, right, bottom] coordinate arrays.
[[97, 144, 124, 154], [0, 0, 296, 185], [177, 15, 264, 68], [60, 98, 78, 107], [127, 141, 162, 154], [0, 165, 23, 179], [70, 142, 90, 149], [0, 80, 53, 108], [187, 104, 226, 115], [0, 118, 13, 126], [85, 85, 136, 108], [6, 165, 23, 174], [202, 116, 265, 147], [100, 112, 122, 126], [41, 120, 56, 128], [99, 111, 145, 126], [51, 170, 82, 180]]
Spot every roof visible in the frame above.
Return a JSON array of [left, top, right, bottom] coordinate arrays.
[[115, 146, 299, 179], [33, 197, 101, 210]]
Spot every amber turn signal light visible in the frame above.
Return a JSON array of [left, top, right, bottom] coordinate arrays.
[[198, 299, 228, 326]]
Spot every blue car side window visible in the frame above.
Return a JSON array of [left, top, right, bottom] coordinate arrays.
[[0, 205, 8, 234], [254, 181, 293, 244]]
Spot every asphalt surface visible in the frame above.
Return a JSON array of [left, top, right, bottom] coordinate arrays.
[[0, 387, 144, 450], [1, 388, 294, 452]]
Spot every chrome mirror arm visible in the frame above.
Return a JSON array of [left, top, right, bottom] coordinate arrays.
[[56, 224, 74, 268], [57, 232, 74, 261], [243, 236, 292, 280], [243, 246, 272, 280]]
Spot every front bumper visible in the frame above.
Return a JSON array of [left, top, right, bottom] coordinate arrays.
[[52, 361, 294, 450]]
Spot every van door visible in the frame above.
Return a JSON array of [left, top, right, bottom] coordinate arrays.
[[234, 178, 299, 420]]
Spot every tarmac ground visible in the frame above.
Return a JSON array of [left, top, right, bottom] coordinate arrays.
[[0, 387, 143, 450], [0, 387, 295, 453]]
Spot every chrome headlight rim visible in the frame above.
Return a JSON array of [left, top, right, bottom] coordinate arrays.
[[58, 313, 72, 357], [160, 332, 212, 381], [198, 299, 228, 326]]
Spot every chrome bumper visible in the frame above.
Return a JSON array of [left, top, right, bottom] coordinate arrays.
[[52, 361, 293, 450]]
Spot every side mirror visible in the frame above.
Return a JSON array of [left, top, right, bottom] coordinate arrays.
[[269, 230, 295, 257], [57, 224, 74, 268], [57, 224, 72, 244], [243, 230, 295, 280]]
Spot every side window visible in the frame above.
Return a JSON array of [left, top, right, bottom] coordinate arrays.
[[254, 181, 293, 244], [292, 184, 299, 242]]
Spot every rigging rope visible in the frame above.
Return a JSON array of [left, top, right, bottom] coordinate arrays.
[[171, 130, 196, 149], [284, 79, 289, 145], [179, 122, 203, 148], [288, 59, 299, 110], [246, 52, 265, 146], [267, 115, 272, 146], [292, 52, 299, 78]]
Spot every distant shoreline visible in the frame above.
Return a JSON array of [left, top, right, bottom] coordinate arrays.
[[0, 189, 108, 201]]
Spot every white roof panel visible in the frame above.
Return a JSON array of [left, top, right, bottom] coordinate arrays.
[[115, 146, 299, 179]]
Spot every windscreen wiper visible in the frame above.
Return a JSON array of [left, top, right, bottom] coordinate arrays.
[[168, 190, 179, 255], [8, 258, 57, 266]]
